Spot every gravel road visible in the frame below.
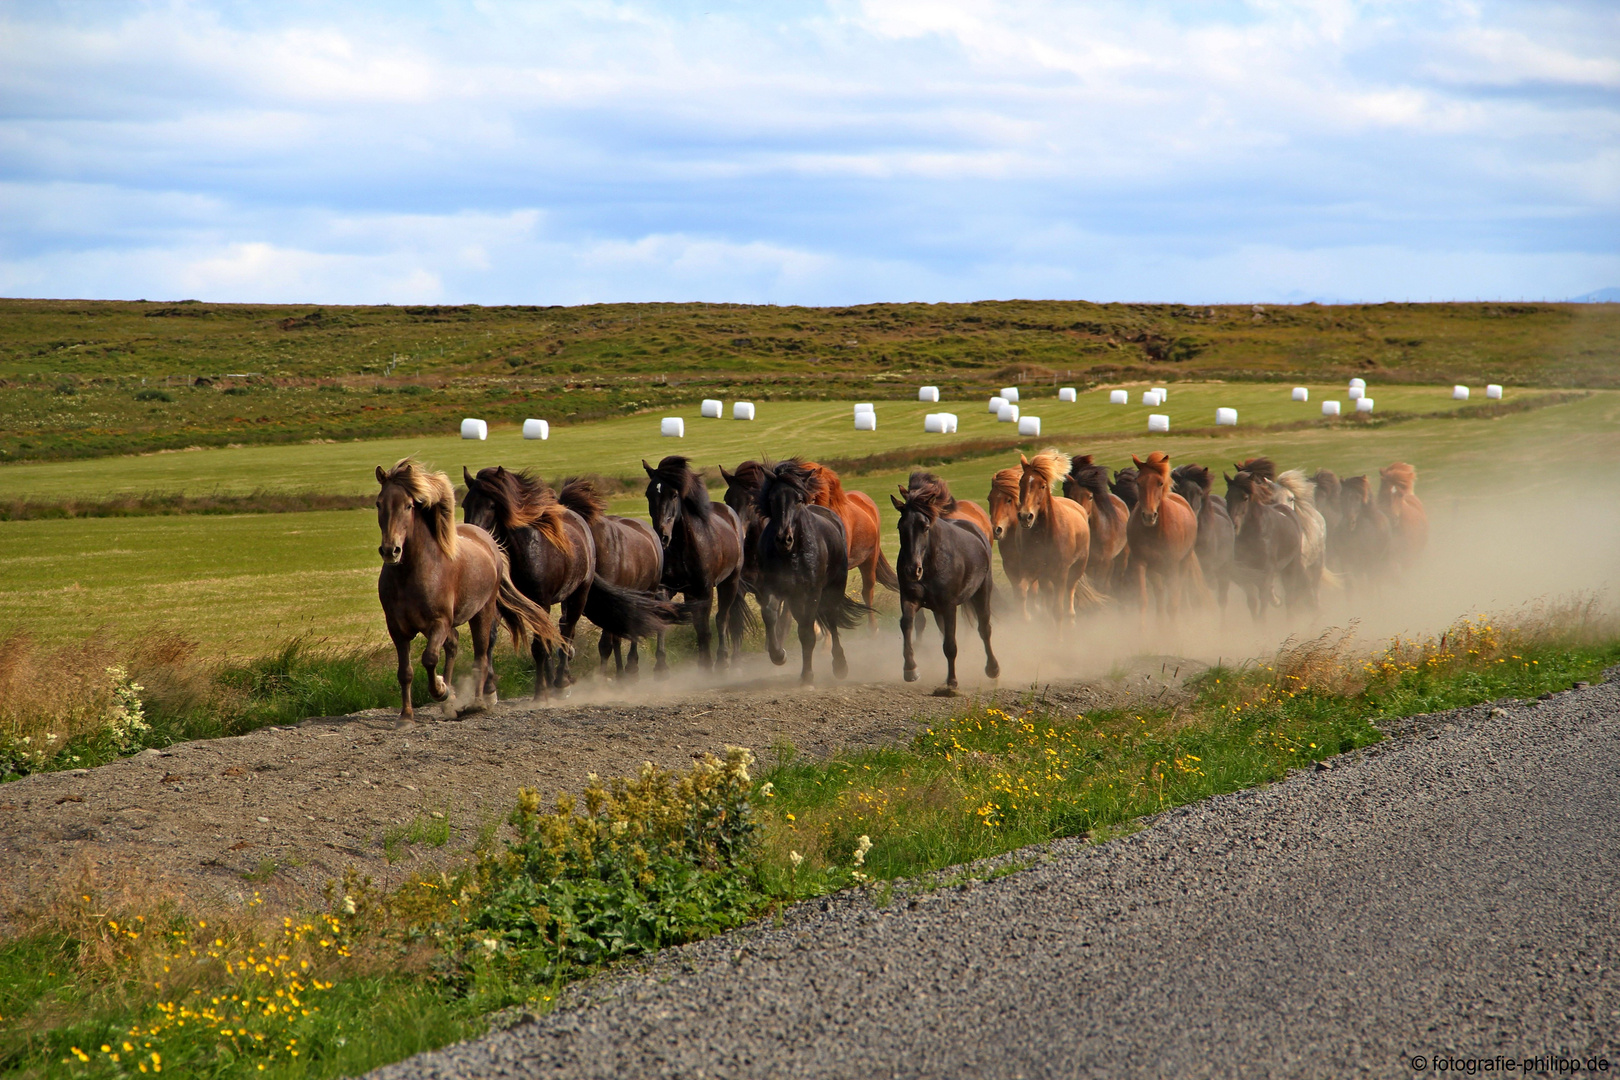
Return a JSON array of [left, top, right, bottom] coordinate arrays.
[[374, 673, 1620, 1079]]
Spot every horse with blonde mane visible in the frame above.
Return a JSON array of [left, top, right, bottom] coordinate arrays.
[[375, 459, 559, 722], [1125, 452, 1203, 623], [987, 467, 1039, 618], [1378, 462, 1428, 571], [1017, 449, 1102, 622]]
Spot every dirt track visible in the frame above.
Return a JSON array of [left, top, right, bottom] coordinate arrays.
[[0, 663, 1160, 923]]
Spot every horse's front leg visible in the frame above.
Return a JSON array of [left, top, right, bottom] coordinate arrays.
[[554, 586, 587, 689], [715, 578, 743, 669], [761, 591, 787, 666], [939, 603, 960, 691], [531, 632, 551, 699], [1135, 560, 1150, 631], [974, 583, 1000, 680], [859, 554, 879, 633], [598, 633, 617, 679], [794, 602, 818, 685], [392, 630, 416, 721], [420, 624, 452, 707], [469, 605, 497, 711], [690, 588, 715, 669], [900, 600, 918, 682]]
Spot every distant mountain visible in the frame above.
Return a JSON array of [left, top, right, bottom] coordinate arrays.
[[1570, 287, 1620, 302]]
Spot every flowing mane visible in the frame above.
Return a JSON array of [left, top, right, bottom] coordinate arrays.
[[801, 461, 848, 513], [756, 458, 821, 517], [1022, 448, 1071, 490], [1275, 469, 1318, 510], [1137, 450, 1173, 481], [728, 459, 772, 497], [468, 466, 572, 555], [990, 467, 1022, 505], [906, 470, 959, 515], [382, 457, 458, 558], [1236, 456, 1276, 482], [1380, 461, 1418, 497], [1170, 463, 1213, 496], [556, 476, 607, 524], [649, 455, 713, 521], [1225, 469, 1263, 502]]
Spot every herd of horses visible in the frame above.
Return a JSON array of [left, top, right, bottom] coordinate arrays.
[[372, 447, 1428, 720]]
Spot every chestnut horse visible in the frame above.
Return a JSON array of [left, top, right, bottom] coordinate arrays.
[[891, 478, 999, 691], [988, 467, 1039, 618], [1378, 462, 1428, 571], [1064, 455, 1130, 593], [375, 459, 558, 722], [1016, 450, 1102, 622], [802, 461, 899, 628], [1125, 452, 1203, 623]]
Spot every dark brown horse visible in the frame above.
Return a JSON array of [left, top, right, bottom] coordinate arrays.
[[1378, 462, 1429, 571], [1110, 466, 1140, 511], [375, 459, 559, 722], [1064, 455, 1130, 593], [1016, 450, 1102, 622], [1338, 474, 1392, 586], [891, 478, 998, 692], [557, 477, 678, 679], [754, 459, 869, 684], [644, 456, 747, 669], [1311, 469, 1345, 570], [1125, 452, 1203, 623], [908, 471, 993, 542], [802, 461, 898, 629], [988, 467, 1038, 618], [1223, 469, 1305, 621], [1171, 463, 1234, 612]]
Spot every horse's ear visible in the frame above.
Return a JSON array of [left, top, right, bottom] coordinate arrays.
[[719, 466, 734, 484], [1019, 454, 1030, 466], [463, 466, 475, 487], [1223, 472, 1232, 483], [496, 465, 506, 476], [891, 494, 907, 513], [643, 459, 656, 477], [375, 465, 388, 485], [1131, 455, 1145, 469]]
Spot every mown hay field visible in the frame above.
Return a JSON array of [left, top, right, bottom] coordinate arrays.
[[2, 386, 1615, 650]]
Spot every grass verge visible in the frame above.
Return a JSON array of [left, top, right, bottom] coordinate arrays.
[[3, 601, 1617, 1078]]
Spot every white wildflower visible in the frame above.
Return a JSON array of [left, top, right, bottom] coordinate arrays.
[[759, 782, 775, 797], [342, 895, 357, 915], [853, 835, 872, 867], [789, 851, 804, 868], [481, 937, 500, 954]]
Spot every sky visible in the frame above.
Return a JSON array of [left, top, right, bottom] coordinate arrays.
[[0, 0, 1616, 306]]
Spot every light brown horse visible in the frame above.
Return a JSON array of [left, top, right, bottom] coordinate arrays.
[[1378, 462, 1428, 571], [802, 461, 899, 627], [988, 467, 1039, 618], [1017, 450, 1103, 621], [375, 459, 559, 722], [1124, 451, 1203, 623], [1063, 455, 1130, 593]]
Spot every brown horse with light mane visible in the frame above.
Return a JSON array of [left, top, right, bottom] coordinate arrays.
[[1378, 462, 1428, 571], [1017, 450, 1103, 621], [802, 461, 898, 628], [375, 459, 559, 722], [988, 467, 1039, 618], [1124, 451, 1203, 623]]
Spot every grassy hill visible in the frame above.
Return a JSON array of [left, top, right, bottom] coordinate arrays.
[[1, 297, 1615, 462]]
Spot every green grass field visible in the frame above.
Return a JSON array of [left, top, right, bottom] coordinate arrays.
[[3, 386, 1616, 650]]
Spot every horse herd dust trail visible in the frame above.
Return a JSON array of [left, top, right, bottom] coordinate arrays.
[[1, 486, 1618, 924]]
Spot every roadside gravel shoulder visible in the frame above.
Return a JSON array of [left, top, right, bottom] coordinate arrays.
[[374, 670, 1620, 1079]]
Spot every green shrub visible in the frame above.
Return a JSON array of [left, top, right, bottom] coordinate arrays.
[[133, 388, 173, 402]]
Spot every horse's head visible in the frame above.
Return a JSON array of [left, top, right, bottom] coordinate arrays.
[[1341, 475, 1372, 524], [1132, 453, 1173, 527], [375, 465, 415, 563], [1170, 464, 1210, 515], [643, 459, 681, 548], [987, 467, 1021, 540], [1223, 470, 1255, 527], [760, 461, 814, 554], [1016, 454, 1047, 530], [460, 466, 496, 533], [893, 488, 939, 582]]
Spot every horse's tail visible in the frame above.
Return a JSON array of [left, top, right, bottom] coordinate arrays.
[[1182, 549, 1214, 608], [496, 565, 564, 654], [583, 577, 688, 640], [874, 547, 900, 591], [822, 591, 873, 632], [1073, 570, 1110, 608], [1317, 565, 1346, 593]]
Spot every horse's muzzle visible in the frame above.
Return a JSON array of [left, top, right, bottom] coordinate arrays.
[[993, 524, 1004, 539], [1141, 511, 1159, 527], [1017, 512, 1035, 529], [379, 544, 402, 563]]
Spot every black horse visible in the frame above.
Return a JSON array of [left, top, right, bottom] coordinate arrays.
[[1171, 463, 1235, 612], [1110, 466, 1141, 511], [720, 460, 792, 662], [1223, 469, 1304, 622], [754, 459, 868, 684], [643, 456, 747, 669], [891, 478, 999, 692]]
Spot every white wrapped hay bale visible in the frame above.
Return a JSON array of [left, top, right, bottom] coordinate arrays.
[[460, 418, 488, 441], [1152, 385, 1168, 400], [918, 386, 940, 402], [1058, 387, 1077, 402], [1148, 413, 1170, 433], [989, 396, 1007, 412], [1292, 387, 1309, 402], [1109, 390, 1129, 405], [1348, 386, 1364, 400], [660, 417, 685, 437], [1001, 386, 1020, 403], [1349, 378, 1366, 391], [1486, 384, 1503, 399], [1356, 397, 1375, 413], [1215, 407, 1238, 426], [733, 401, 755, 420], [1141, 390, 1162, 406], [924, 413, 946, 433], [997, 403, 1019, 423], [941, 412, 958, 433], [522, 418, 549, 440], [1452, 385, 1470, 401], [854, 403, 875, 417], [1017, 416, 1041, 436], [854, 411, 877, 431], [701, 399, 723, 418], [1323, 400, 1341, 416]]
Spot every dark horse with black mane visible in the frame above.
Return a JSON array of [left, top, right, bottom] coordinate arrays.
[[1171, 463, 1235, 612], [891, 476, 999, 692], [463, 465, 681, 695], [644, 456, 747, 669], [755, 459, 870, 684], [1223, 467, 1304, 621]]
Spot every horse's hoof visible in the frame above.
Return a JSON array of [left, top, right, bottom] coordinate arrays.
[[769, 650, 787, 666], [903, 668, 918, 683], [833, 658, 849, 679], [429, 676, 450, 702], [932, 686, 959, 697]]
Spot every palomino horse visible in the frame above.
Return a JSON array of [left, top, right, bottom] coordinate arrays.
[[1064, 455, 1130, 593], [1378, 462, 1428, 571], [644, 456, 747, 669], [754, 459, 869, 684], [375, 459, 558, 722], [1016, 450, 1102, 622], [802, 461, 898, 628], [987, 467, 1039, 618], [891, 477, 999, 692], [1124, 452, 1203, 623], [1275, 469, 1336, 608], [1170, 463, 1234, 612], [1223, 469, 1304, 621], [556, 477, 679, 678]]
